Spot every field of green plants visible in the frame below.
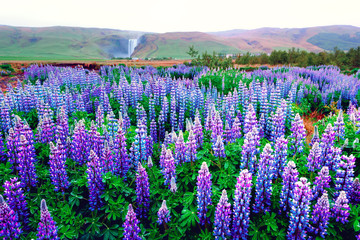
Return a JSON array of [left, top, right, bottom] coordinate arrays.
[[0, 64, 360, 239]]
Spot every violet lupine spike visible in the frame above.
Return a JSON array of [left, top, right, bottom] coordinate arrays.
[[159, 145, 167, 169], [3, 177, 29, 226], [232, 169, 252, 240], [319, 123, 335, 167], [306, 142, 322, 172], [213, 135, 226, 158], [0, 134, 6, 162], [49, 140, 69, 193], [350, 178, 360, 204], [161, 149, 176, 188], [211, 111, 224, 144], [86, 150, 105, 211], [170, 177, 177, 193], [310, 125, 320, 147], [113, 123, 129, 179], [197, 162, 212, 226], [243, 103, 258, 135], [213, 189, 231, 240], [289, 113, 306, 155], [123, 204, 141, 240], [6, 129, 18, 170], [224, 121, 233, 144], [332, 191, 350, 224], [147, 156, 153, 168], [309, 191, 330, 239], [271, 107, 285, 141], [279, 161, 299, 214], [37, 199, 59, 240], [133, 120, 148, 167], [334, 110, 345, 140], [240, 131, 257, 173], [17, 135, 37, 189], [193, 115, 203, 148], [0, 195, 22, 239], [312, 166, 331, 200], [287, 178, 312, 240], [135, 164, 150, 218], [335, 154, 355, 195], [253, 144, 274, 213], [71, 120, 89, 166], [157, 200, 170, 225], [101, 141, 115, 174], [231, 116, 242, 141], [273, 135, 288, 178], [186, 130, 197, 164], [175, 131, 187, 165]]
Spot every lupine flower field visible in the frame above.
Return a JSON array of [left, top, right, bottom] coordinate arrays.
[[1, 64, 360, 239]]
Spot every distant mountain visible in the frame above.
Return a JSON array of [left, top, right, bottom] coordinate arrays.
[[0, 25, 359, 60]]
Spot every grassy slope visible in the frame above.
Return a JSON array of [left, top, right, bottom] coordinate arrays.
[[307, 32, 360, 50], [149, 39, 241, 59], [0, 26, 142, 60]]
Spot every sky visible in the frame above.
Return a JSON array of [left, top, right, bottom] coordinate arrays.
[[1, 0, 360, 33]]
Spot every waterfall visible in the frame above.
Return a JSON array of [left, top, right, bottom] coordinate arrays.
[[128, 39, 138, 57]]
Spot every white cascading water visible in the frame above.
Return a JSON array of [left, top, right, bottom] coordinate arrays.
[[128, 39, 138, 57]]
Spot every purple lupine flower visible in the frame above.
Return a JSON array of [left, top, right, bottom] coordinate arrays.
[[0, 134, 6, 162], [332, 191, 350, 224], [334, 110, 345, 141], [123, 204, 141, 240], [211, 111, 223, 144], [310, 166, 330, 199], [157, 200, 170, 225], [162, 149, 176, 188], [175, 131, 187, 165], [49, 140, 69, 193], [136, 164, 150, 218], [309, 191, 330, 239], [17, 135, 37, 189], [193, 115, 203, 148], [159, 145, 167, 169], [36, 114, 55, 144], [306, 142, 322, 171], [319, 123, 335, 167], [289, 113, 306, 155], [327, 146, 342, 171], [213, 135, 226, 158], [147, 156, 153, 168], [71, 120, 89, 165], [101, 141, 115, 174], [231, 116, 242, 141], [0, 195, 22, 239], [287, 178, 312, 240], [244, 104, 257, 135], [254, 144, 274, 213], [37, 199, 59, 240], [150, 119, 157, 143], [86, 150, 105, 211], [273, 135, 288, 178], [279, 161, 299, 214], [213, 189, 231, 240], [224, 121, 233, 144], [197, 162, 212, 226], [3, 177, 29, 226], [170, 177, 177, 193], [240, 131, 257, 173], [350, 178, 360, 204], [271, 107, 285, 141], [186, 130, 197, 164], [6, 129, 19, 171], [310, 125, 320, 147], [133, 120, 148, 167], [113, 121, 129, 179], [232, 169, 252, 240], [259, 113, 265, 138], [335, 154, 355, 195]]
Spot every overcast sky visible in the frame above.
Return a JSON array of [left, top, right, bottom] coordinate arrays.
[[1, 0, 360, 33]]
